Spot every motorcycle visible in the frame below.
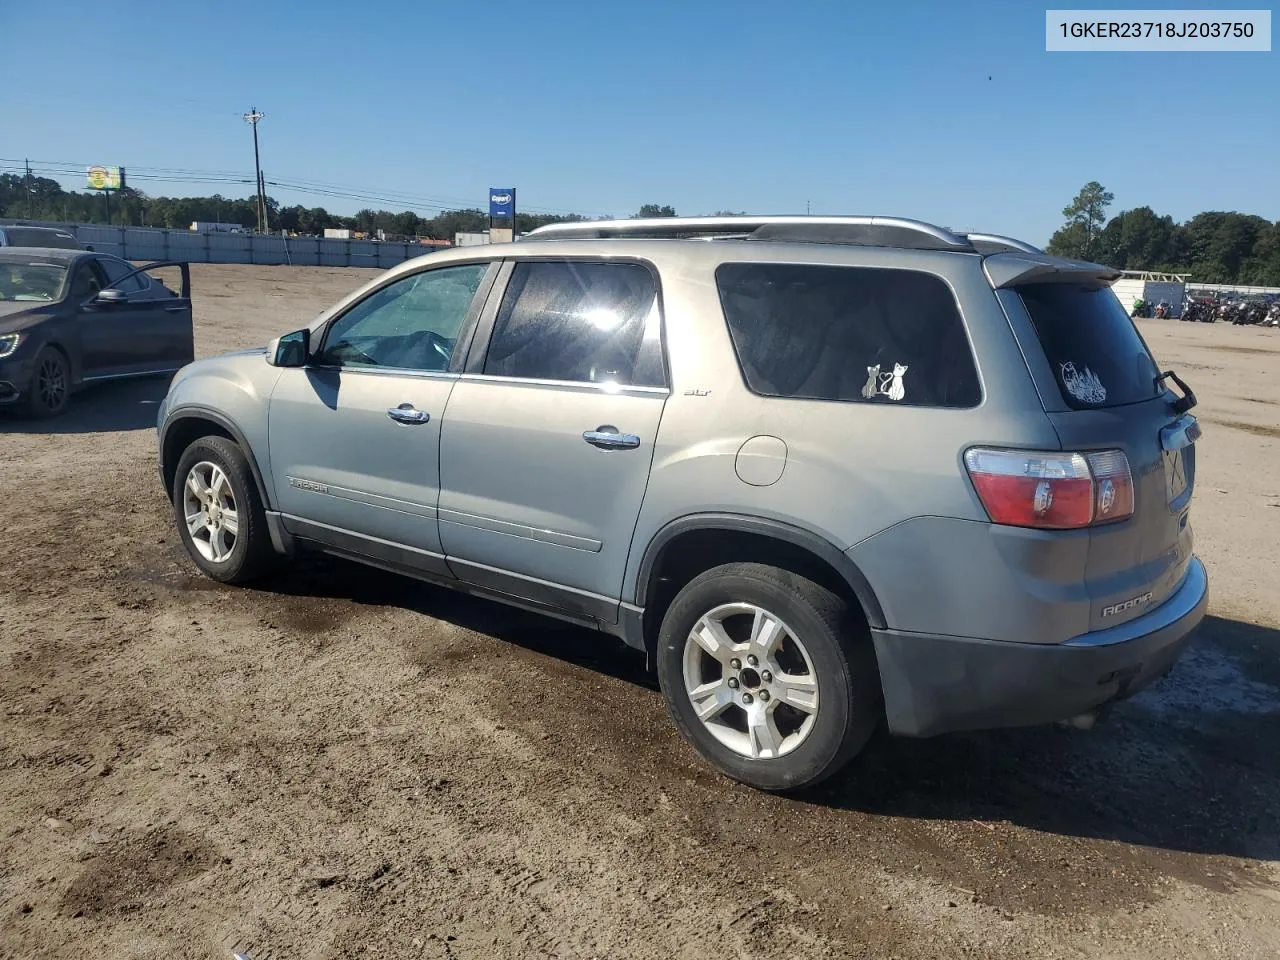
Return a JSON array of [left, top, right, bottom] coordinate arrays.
[[1131, 298, 1148, 319], [1231, 301, 1268, 325], [1154, 301, 1170, 319], [1183, 300, 1214, 322]]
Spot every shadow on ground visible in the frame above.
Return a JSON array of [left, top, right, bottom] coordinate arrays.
[[199, 552, 1280, 862], [252, 552, 658, 691], [0, 376, 171, 434], [811, 613, 1280, 863]]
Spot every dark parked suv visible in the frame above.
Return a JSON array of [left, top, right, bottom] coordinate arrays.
[[155, 216, 1207, 790]]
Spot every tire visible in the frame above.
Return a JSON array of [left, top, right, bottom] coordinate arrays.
[[172, 435, 275, 584], [655, 562, 882, 791], [24, 346, 71, 418]]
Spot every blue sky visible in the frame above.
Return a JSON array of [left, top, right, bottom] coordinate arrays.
[[2, 0, 1276, 243]]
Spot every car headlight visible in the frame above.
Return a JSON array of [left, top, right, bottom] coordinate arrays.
[[0, 333, 22, 359]]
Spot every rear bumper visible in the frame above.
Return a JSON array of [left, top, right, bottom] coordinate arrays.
[[872, 557, 1207, 737]]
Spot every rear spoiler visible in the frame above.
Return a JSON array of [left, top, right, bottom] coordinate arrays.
[[983, 251, 1121, 290]]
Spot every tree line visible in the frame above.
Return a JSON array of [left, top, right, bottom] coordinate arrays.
[[1047, 181, 1280, 285], [0, 174, 591, 240], [23, 167, 1273, 284]]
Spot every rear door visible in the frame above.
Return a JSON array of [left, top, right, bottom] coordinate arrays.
[[436, 259, 668, 623], [999, 279, 1197, 632]]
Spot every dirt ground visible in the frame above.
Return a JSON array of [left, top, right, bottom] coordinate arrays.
[[2, 264, 1278, 960]]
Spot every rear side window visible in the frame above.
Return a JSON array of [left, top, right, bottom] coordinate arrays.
[[1016, 284, 1160, 409], [484, 261, 665, 387], [715, 263, 980, 407]]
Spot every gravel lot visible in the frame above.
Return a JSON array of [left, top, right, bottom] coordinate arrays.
[[2, 264, 1278, 959]]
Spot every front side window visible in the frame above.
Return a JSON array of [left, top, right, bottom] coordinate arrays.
[[483, 261, 665, 387], [716, 263, 981, 408], [69, 262, 107, 302], [317, 263, 488, 371], [97, 257, 146, 293]]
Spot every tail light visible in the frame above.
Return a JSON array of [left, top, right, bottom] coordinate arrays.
[[964, 447, 1134, 530]]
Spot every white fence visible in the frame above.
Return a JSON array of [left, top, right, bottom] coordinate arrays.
[[1187, 282, 1280, 297], [2, 220, 448, 269]]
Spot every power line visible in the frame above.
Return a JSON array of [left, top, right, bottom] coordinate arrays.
[[1, 156, 604, 218]]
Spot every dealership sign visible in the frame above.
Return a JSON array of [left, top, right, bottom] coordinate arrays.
[[489, 188, 515, 220], [86, 166, 125, 191]]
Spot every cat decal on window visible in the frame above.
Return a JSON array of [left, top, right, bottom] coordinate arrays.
[[861, 362, 908, 401]]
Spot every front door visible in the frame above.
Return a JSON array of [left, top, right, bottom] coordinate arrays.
[[73, 259, 129, 378], [437, 259, 669, 623], [95, 257, 194, 372], [268, 261, 495, 577]]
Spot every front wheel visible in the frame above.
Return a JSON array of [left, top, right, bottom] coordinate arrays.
[[25, 347, 71, 418], [656, 562, 882, 791], [173, 435, 275, 584]]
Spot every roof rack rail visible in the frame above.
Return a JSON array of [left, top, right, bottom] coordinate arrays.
[[961, 233, 1044, 255], [522, 215, 975, 252]]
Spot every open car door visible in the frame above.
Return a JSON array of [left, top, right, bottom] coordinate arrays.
[[98, 260, 194, 374]]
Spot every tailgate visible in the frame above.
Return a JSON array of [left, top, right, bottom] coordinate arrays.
[[1047, 401, 1197, 631], [992, 265, 1200, 634]]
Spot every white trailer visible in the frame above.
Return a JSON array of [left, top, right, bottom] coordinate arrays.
[[190, 221, 247, 234]]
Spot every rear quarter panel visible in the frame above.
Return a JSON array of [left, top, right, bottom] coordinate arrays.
[[621, 244, 1061, 608]]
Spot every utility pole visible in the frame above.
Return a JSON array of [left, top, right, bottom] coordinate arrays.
[[806, 199, 811, 215], [243, 108, 266, 233]]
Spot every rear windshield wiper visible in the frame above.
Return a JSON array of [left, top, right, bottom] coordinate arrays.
[[1155, 369, 1197, 414]]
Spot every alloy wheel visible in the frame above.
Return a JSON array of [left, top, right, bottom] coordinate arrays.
[[37, 355, 67, 411], [682, 602, 820, 760], [181, 461, 240, 563]]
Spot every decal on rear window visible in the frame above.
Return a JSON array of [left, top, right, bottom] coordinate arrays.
[[1060, 362, 1107, 405]]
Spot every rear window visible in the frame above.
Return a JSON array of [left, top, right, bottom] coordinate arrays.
[[715, 263, 981, 408], [4, 228, 79, 249], [1017, 284, 1160, 409]]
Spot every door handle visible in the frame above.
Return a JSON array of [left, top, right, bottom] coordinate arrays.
[[164, 305, 188, 313], [583, 425, 641, 450], [387, 404, 430, 425]]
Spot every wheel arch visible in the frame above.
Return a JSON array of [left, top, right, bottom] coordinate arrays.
[[633, 514, 886, 654], [160, 407, 272, 509], [33, 338, 79, 385]]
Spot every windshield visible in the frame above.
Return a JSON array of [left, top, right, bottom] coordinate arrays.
[[1016, 282, 1161, 409], [0, 262, 67, 302]]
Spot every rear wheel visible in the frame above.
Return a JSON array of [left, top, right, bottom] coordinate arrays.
[[25, 347, 70, 418], [173, 435, 275, 584], [656, 562, 882, 791]]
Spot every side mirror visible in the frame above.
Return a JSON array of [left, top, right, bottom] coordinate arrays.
[[266, 328, 310, 367], [94, 288, 128, 305]]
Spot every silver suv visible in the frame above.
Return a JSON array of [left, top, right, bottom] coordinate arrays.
[[156, 216, 1207, 790]]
